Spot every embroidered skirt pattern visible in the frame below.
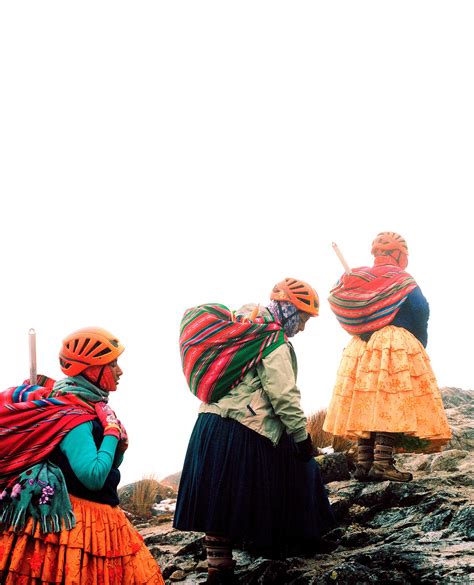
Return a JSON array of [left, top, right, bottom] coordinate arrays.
[[0, 495, 164, 584], [323, 326, 452, 446]]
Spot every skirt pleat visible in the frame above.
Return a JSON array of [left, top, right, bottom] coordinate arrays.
[[174, 413, 334, 555], [0, 495, 164, 584], [323, 326, 452, 445]]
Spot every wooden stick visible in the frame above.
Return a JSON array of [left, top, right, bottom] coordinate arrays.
[[29, 328, 37, 385], [332, 242, 351, 275]]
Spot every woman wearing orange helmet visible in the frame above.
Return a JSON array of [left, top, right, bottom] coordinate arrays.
[[324, 232, 452, 482], [175, 279, 334, 584], [0, 327, 164, 584]]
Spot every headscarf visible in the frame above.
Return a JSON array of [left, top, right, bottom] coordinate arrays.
[[81, 365, 117, 392], [267, 300, 301, 337]]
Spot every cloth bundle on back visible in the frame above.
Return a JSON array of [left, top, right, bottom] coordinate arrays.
[[324, 232, 452, 483], [0, 327, 165, 585], [179, 302, 286, 403], [0, 383, 96, 534], [175, 279, 335, 585], [328, 263, 417, 335]]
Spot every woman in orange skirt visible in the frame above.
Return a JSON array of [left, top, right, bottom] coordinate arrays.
[[0, 327, 164, 584], [324, 232, 451, 482]]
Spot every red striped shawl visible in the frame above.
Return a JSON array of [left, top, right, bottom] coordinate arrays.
[[0, 384, 95, 480], [328, 263, 417, 335]]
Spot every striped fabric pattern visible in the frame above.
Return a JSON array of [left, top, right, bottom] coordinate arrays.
[[0, 385, 95, 479], [180, 303, 286, 403], [328, 264, 417, 335]]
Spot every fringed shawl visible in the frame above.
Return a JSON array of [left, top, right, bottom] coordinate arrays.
[[328, 263, 417, 335], [0, 381, 97, 533], [180, 303, 286, 403]]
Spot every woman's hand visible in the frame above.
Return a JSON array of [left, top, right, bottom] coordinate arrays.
[[294, 435, 316, 462], [95, 402, 128, 450]]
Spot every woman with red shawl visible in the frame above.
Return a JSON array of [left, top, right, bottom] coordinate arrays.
[[324, 232, 451, 482], [0, 327, 164, 584]]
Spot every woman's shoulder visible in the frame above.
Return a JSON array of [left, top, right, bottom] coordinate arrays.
[[60, 420, 94, 441]]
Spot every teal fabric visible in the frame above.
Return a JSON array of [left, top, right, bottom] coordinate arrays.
[[53, 375, 110, 403], [0, 377, 120, 534], [59, 422, 119, 491], [0, 461, 75, 533]]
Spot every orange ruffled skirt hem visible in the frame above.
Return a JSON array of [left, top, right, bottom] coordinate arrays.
[[0, 495, 164, 585], [323, 326, 452, 446]]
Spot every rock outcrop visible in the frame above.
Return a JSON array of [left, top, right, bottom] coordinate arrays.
[[135, 387, 473, 584], [441, 388, 474, 452]]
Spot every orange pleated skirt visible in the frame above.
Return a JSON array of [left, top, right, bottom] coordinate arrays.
[[323, 326, 452, 447], [0, 495, 164, 584]]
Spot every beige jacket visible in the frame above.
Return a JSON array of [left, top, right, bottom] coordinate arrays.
[[199, 341, 308, 445]]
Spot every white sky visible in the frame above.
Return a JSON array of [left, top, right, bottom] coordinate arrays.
[[1, 2, 473, 486]]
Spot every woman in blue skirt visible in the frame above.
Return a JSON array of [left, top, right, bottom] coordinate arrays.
[[175, 278, 335, 584]]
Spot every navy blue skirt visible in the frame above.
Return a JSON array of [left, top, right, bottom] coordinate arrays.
[[174, 413, 334, 555]]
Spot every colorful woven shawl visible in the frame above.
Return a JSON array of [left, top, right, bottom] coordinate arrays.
[[0, 381, 97, 532], [180, 303, 286, 403], [0, 383, 96, 477], [328, 262, 417, 335]]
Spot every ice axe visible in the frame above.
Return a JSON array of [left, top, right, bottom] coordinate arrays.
[[29, 328, 37, 385], [331, 242, 351, 275]]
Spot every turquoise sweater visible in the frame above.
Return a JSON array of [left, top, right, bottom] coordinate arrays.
[[58, 421, 124, 491]]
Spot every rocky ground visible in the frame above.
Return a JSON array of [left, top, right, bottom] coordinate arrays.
[[132, 388, 474, 584]]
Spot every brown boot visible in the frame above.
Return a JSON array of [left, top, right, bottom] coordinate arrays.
[[353, 434, 374, 482], [205, 568, 238, 585], [368, 432, 413, 482], [353, 463, 372, 481], [368, 461, 413, 482]]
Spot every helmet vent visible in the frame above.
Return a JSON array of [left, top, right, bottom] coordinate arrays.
[[85, 340, 102, 356], [79, 338, 90, 355], [95, 347, 112, 357], [59, 328, 124, 377], [270, 278, 319, 317], [60, 358, 71, 370]]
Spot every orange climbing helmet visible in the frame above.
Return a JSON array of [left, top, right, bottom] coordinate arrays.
[[270, 278, 319, 316], [371, 231, 408, 256], [59, 327, 124, 377]]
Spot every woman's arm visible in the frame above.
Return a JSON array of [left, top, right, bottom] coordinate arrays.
[[394, 287, 430, 347], [257, 343, 308, 442], [407, 287, 430, 347], [59, 421, 119, 491]]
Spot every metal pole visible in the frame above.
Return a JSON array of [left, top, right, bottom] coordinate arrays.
[[29, 328, 37, 385], [332, 242, 351, 275]]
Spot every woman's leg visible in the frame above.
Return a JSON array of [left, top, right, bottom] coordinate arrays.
[[353, 433, 374, 481], [369, 432, 413, 482], [205, 533, 236, 584]]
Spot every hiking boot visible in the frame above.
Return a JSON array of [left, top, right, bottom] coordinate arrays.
[[353, 463, 372, 482], [205, 569, 238, 584], [368, 461, 413, 482], [206, 562, 238, 585]]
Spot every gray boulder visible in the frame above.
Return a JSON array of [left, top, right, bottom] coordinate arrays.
[[138, 387, 474, 584]]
